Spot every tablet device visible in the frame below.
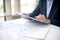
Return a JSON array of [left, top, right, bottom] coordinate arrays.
[[26, 16, 48, 24], [19, 14, 48, 24]]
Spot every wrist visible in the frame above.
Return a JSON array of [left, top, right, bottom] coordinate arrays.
[[47, 19, 51, 24]]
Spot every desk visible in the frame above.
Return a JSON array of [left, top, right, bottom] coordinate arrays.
[[0, 18, 60, 40]]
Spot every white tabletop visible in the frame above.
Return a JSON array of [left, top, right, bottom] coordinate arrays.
[[0, 18, 60, 40]]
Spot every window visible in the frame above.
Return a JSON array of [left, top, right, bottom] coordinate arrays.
[[20, 0, 37, 13], [0, 0, 4, 22], [0, 0, 4, 13], [11, 0, 14, 15], [0, 0, 39, 21], [11, 0, 38, 15]]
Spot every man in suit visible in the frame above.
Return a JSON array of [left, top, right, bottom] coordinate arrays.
[[23, 0, 60, 27]]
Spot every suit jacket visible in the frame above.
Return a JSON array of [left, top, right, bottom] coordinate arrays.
[[29, 0, 60, 27]]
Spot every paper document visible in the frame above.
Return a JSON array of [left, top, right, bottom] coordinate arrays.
[[0, 18, 50, 39]]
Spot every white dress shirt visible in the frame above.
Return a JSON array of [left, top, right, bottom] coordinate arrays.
[[47, 0, 54, 18]]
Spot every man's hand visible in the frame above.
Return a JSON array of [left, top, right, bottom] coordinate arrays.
[[35, 14, 51, 24]]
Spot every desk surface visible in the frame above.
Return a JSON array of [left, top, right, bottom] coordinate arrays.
[[0, 18, 60, 40]]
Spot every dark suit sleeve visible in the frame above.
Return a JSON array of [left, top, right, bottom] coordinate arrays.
[[50, 19, 60, 27], [50, 5, 60, 27], [29, 0, 41, 18]]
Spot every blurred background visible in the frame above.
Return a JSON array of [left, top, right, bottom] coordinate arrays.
[[0, 0, 39, 22]]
